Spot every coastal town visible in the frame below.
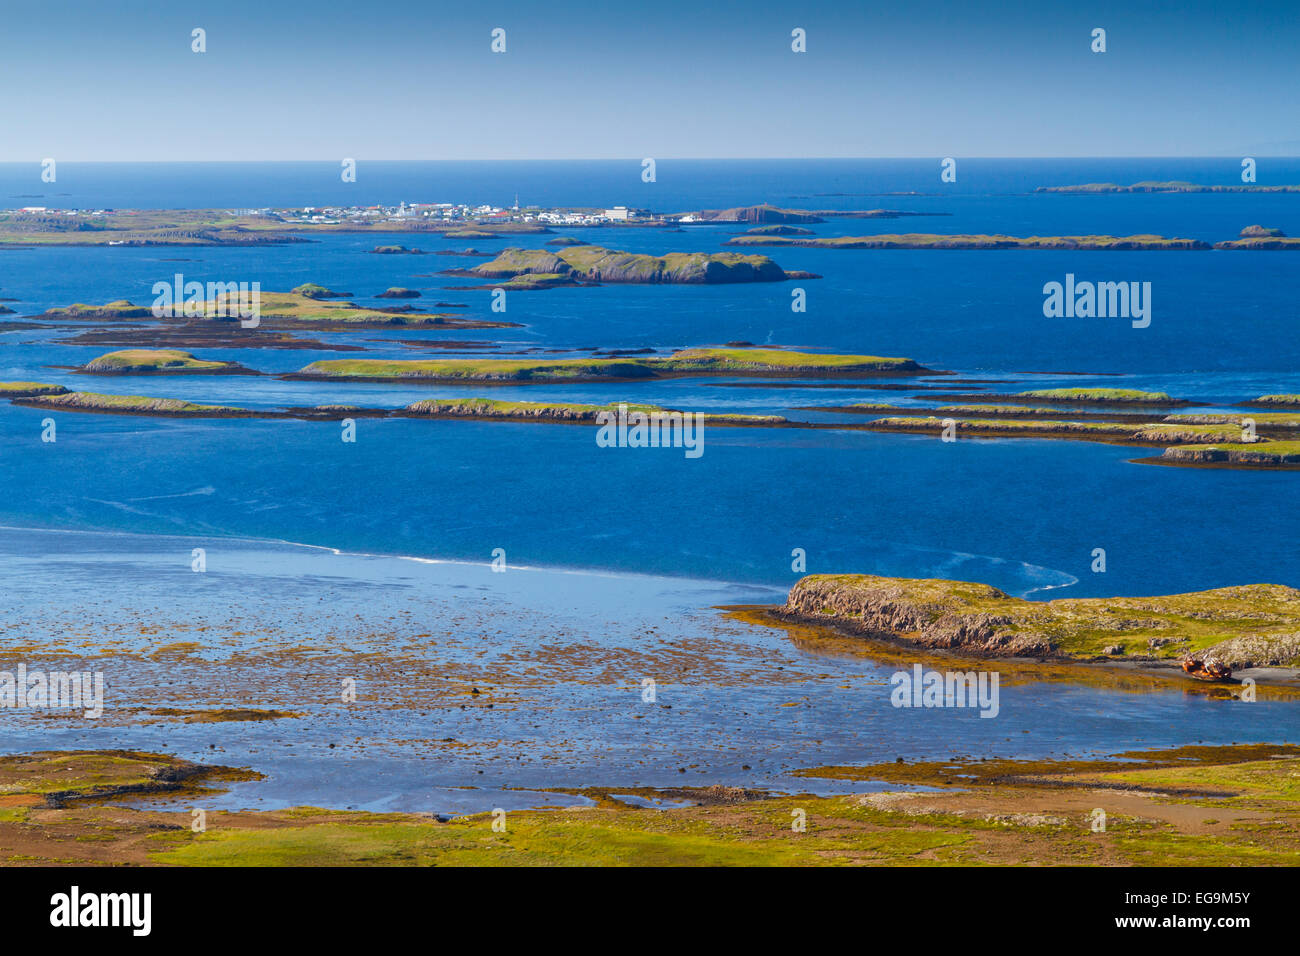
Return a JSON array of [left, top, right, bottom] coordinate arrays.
[[11, 201, 669, 227]]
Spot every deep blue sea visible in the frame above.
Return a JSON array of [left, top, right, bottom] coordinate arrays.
[[1, 159, 1296, 808], [2, 159, 1297, 596]]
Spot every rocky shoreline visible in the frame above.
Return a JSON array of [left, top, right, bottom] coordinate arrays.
[[771, 573, 1300, 673]]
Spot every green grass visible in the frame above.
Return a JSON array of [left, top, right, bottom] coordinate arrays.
[[218, 290, 442, 325], [299, 348, 924, 380], [299, 357, 654, 381], [660, 348, 919, 372], [0, 381, 68, 396], [405, 398, 661, 418], [402, 398, 784, 423], [867, 417, 1236, 442], [1252, 394, 1300, 407], [81, 349, 232, 372], [289, 283, 350, 299], [18, 391, 250, 415], [1164, 412, 1300, 426], [1015, 387, 1175, 403], [471, 245, 790, 283], [40, 300, 154, 318], [1162, 441, 1300, 464], [784, 573, 1300, 663]]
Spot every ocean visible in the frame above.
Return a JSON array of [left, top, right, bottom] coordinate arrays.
[[1, 158, 1296, 810]]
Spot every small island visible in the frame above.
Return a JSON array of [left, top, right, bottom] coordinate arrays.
[[1036, 181, 1300, 194], [1214, 228, 1300, 250], [39, 300, 155, 320], [40, 288, 517, 331], [11, 390, 259, 417], [444, 245, 817, 287], [1247, 394, 1300, 409], [926, 387, 1193, 407], [724, 233, 1211, 250], [742, 225, 816, 236], [770, 573, 1300, 669], [861, 416, 1243, 444], [290, 347, 928, 383], [400, 398, 786, 425], [1158, 441, 1300, 468], [0, 381, 69, 397], [76, 349, 253, 375], [290, 283, 352, 299]]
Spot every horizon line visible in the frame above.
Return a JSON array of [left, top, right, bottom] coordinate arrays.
[[2, 155, 1299, 164]]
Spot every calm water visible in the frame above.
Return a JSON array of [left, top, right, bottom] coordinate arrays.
[[1, 159, 1296, 808]]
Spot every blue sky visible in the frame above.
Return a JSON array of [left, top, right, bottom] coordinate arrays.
[[2, 0, 1296, 160]]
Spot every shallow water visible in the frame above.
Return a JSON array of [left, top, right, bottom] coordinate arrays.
[[1, 528, 1295, 813]]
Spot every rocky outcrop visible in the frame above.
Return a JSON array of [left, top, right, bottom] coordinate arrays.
[[743, 225, 815, 236], [39, 300, 154, 320], [462, 246, 795, 284], [1201, 634, 1300, 669], [469, 248, 571, 278], [775, 574, 1300, 667], [1160, 444, 1300, 465], [1240, 225, 1286, 238], [780, 575, 1053, 656], [685, 204, 824, 224], [290, 284, 352, 300]]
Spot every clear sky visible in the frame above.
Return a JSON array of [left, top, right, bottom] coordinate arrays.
[[2, 0, 1296, 160]]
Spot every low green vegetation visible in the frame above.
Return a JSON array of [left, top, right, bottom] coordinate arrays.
[[660, 347, 919, 372], [1015, 387, 1175, 403], [0, 382, 68, 396], [80, 349, 236, 373], [466, 245, 795, 283], [1250, 394, 1300, 408], [297, 356, 654, 382], [290, 283, 351, 299], [1164, 412, 1300, 428], [1161, 441, 1300, 465], [13, 390, 252, 416], [217, 290, 446, 325], [403, 398, 785, 424], [781, 573, 1300, 665], [864, 416, 1240, 443], [8, 747, 1300, 866], [40, 300, 154, 319], [297, 347, 925, 381]]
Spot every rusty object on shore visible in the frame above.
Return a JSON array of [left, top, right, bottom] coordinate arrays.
[[1180, 656, 1233, 682]]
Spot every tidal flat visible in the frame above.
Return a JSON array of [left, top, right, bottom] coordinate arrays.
[[3, 528, 1298, 828]]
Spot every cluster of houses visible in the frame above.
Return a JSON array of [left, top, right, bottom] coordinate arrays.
[[10, 202, 669, 228], [273, 202, 659, 227]]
